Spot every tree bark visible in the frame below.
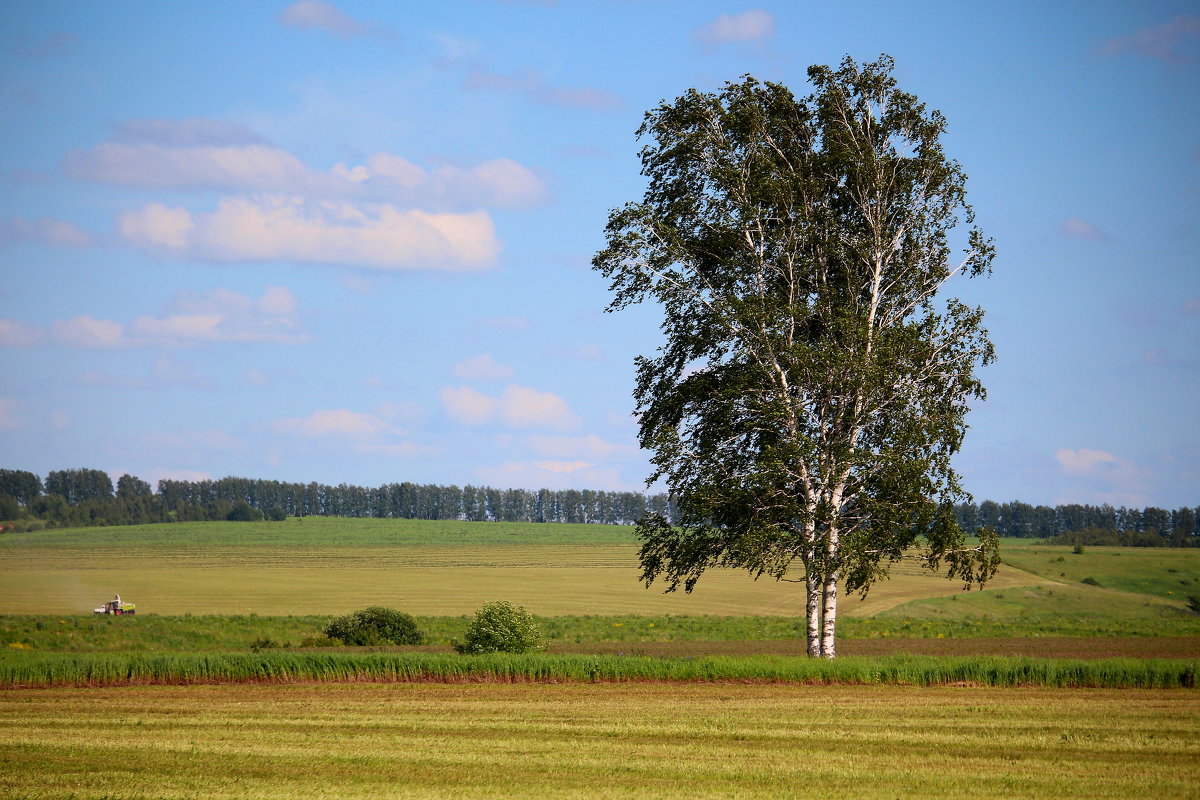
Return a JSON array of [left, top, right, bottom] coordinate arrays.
[[805, 568, 822, 657], [820, 574, 838, 657]]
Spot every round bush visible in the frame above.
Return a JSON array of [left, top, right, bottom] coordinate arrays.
[[454, 601, 543, 654], [323, 607, 425, 646]]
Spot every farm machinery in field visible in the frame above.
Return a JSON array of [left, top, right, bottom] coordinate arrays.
[[94, 595, 136, 615]]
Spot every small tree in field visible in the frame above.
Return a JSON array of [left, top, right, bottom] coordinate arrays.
[[324, 607, 425, 646], [453, 601, 543, 654], [594, 55, 999, 658]]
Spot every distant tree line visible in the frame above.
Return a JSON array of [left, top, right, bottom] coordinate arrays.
[[953, 500, 1198, 547], [0, 467, 676, 530], [1, 466, 1196, 546]]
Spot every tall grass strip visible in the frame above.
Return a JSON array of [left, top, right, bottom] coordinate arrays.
[[1, 651, 1194, 689]]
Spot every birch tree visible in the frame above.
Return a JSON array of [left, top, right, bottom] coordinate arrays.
[[593, 55, 1000, 657]]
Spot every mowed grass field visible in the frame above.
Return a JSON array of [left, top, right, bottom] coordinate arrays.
[[2, 683, 1197, 799], [9, 517, 1193, 619], [3, 520, 1198, 800]]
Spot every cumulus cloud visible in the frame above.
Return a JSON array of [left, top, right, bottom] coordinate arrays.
[[64, 139, 316, 194], [119, 197, 500, 270], [271, 407, 435, 458], [0, 319, 44, 347], [1060, 217, 1109, 241], [0, 216, 93, 248], [1097, 15, 1200, 63], [1055, 448, 1119, 475], [66, 119, 547, 210], [273, 408, 394, 438], [694, 9, 775, 47], [454, 353, 515, 381], [464, 66, 624, 110], [53, 316, 125, 348], [441, 384, 579, 431], [44, 286, 307, 349], [441, 386, 498, 425]]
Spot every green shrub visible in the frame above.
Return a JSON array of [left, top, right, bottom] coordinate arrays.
[[1187, 595, 1200, 615], [453, 601, 543, 654], [266, 507, 287, 522], [1072, 544, 1084, 555], [298, 634, 343, 647], [226, 501, 263, 522], [324, 607, 425, 646], [1081, 576, 1102, 587]]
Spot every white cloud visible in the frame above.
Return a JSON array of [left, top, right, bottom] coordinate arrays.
[[278, 1, 372, 38], [119, 196, 500, 270], [1054, 447, 1153, 507], [1060, 217, 1109, 241], [0, 216, 93, 248], [1097, 15, 1200, 63], [64, 141, 316, 193], [273, 408, 394, 439], [0, 397, 23, 431], [498, 385, 579, 430], [0, 319, 44, 347], [528, 433, 636, 460], [694, 10, 775, 46], [454, 353, 516, 381], [48, 287, 307, 348], [270, 407, 435, 459], [1055, 448, 1118, 475], [441, 384, 580, 431], [463, 66, 624, 110], [53, 316, 125, 348], [441, 385, 498, 425], [69, 121, 547, 211]]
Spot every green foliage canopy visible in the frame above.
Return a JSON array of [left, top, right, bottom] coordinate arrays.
[[594, 55, 1000, 656]]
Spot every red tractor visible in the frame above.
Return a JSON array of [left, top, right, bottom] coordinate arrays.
[[94, 595, 136, 615]]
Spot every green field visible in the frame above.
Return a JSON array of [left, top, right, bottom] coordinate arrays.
[[3, 519, 1199, 799], [6, 519, 1198, 624], [2, 683, 1196, 799]]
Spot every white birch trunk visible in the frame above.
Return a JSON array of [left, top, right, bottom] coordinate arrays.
[[805, 569, 822, 657], [820, 574, 838, 657]]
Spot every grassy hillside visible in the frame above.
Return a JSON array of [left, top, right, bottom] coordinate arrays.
[[997, 540, 1200, 600], [1, 518, 1036, 617], [4, 521, 1199, 635]]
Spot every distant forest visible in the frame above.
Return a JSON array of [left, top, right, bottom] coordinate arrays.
[[1, 467, 1197, 547]]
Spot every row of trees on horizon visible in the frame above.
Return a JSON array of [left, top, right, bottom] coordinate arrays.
[[1, 467, 1197, 546]]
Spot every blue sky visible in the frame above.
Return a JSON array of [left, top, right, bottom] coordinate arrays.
[[1, 1, 1197, 509]]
